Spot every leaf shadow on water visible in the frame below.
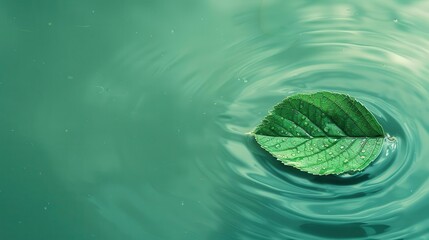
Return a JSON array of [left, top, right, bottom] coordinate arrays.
[[299, 222, 390, 239]]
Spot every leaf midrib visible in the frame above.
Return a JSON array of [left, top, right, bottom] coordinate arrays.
[[253, 134, 384, 139]]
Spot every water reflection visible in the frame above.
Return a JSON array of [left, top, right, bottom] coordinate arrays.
[[300, 223, 390, 238]]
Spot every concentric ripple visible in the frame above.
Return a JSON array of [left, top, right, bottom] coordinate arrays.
[[22, 1, 429, 239], [216, 1, 429, 239]]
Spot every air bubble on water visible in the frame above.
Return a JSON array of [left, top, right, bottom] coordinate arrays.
[[386, 133, 397, 142], [181, 201, 185, 206], [361, 149, 366, 153], [310, 147, 314, 150], [324, 144, 329, 147], [243, 79, 248, 83], [171, 29, 175, 34], [360, 156, 365, 159], [340, 146, 344, 149], [394, 18, 398, 23], [297, 150, 300, 153], [329, 152, 333, 155]]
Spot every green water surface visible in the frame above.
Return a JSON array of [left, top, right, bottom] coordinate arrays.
[[2, 0, 429, 239]]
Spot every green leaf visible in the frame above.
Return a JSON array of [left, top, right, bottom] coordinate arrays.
[[253, 91, 385, 175]]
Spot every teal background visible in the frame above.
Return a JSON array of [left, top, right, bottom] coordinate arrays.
[[1, 0, 429, 239]]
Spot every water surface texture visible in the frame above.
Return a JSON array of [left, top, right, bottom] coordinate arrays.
[[2, 0, 429, 239]]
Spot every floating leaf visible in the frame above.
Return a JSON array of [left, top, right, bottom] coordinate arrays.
[[253, 91, 385, 175]]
